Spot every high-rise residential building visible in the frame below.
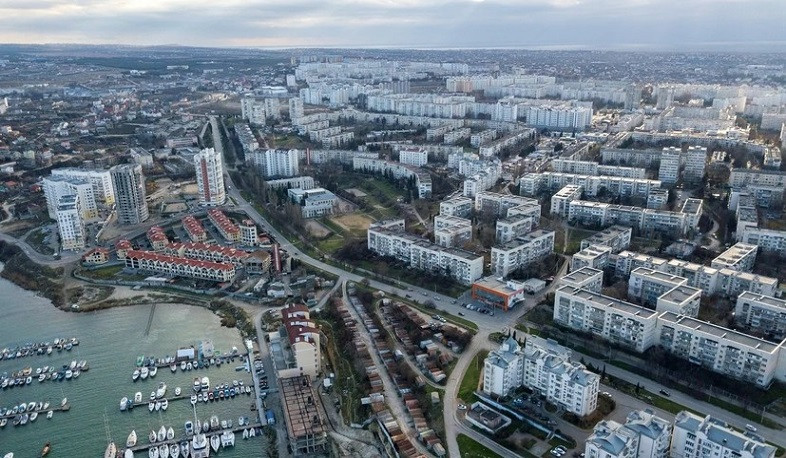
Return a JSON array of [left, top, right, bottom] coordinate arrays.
[[288, 97, 304, 123], [55, 194, 85, 251], [671, 411, 775, 458], [110, 164, 149, 225], [50, 168, 115, 205], [193, 147, 226, 206], [735, 291, 786, 339], [683, 146, 707, 182], [658, 147, 681, 184], [43, 176, 98, 220], [259, 149, 299, 178]]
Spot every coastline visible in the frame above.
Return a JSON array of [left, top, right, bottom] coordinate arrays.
[[0, 239, 66, 308]]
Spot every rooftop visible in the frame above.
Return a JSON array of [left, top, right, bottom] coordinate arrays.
[[658, 311, 780, 353], [558, 285, 657, 318]]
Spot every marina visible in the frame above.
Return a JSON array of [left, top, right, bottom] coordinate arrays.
[[119, 380, 254, 412], [0, 337, 80, 362], [1, 361, 89, 389], [118, 421, 265, 456], [0, 272, 267, 457], [130, 348, 245, 383], [0, 398, 70, 425]]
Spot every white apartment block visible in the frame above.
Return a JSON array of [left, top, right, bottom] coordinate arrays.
[[684, 146, 707, 182], [735, 291, 786, 339], [552, 159, 646, 179], [567, 201, 688, 236], [50, 168, 115, 205], [470, 129, 497, 147], [483, 337, 523, 397], [742, 227, 786, 256], [55, 194, 85, 251], [495, 214, 534, 244], [398, 147, 428, 167], [287, 188, 338, 218], [657, 312, 785, 387], [478, 129, 535, 158], [439, 197, 474, 218], [658, 147, 681, 184], [475, 191, 538, 218], [43, 176, 98, 220], [367, 220, 483, 285], [619, 410, 672, 458], [710, 242, 758, 272], [580, 225, 632, 253], [671, 411, 775, 458], [571, 245, 612, 272], [561, 267, 603, 293], [256, 149, 299, 178], [628, 267, 688, 307], [491, 230, 555, 277], [444, 128, 471, 145], [194, 147, 226, 206], [554, 285, 660, 353], [550, 184, 583, 218], [522, 336, 599, 416], [647, 189, 669, 209], [433, 215, 472, 248], [110, 164, 149, 225], [729, 169, 786, 189], [680, 198, 703, 228], [655, 285, 702, 317], [265, 176, 316, 191], [521, 172, 661, 200], [586, 420, 640, 458], [526, 104, 593, 131], [124, 250, 236, 283], [602, 148, 662, 167], [238, 220, 258, 246], [234, 123, 259, 153], [321, 132, 354, 148]]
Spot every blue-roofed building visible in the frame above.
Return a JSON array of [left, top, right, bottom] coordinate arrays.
[[671, 411, 776, 458]]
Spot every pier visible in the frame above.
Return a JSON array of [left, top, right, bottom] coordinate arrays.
[[0, 403, 70, 422], [0, 337, 80, 362], [124, 422, 266, 454], [123, 386, 255, 412]]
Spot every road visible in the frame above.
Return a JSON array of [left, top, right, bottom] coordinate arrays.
[[0, 230, 79, 266]]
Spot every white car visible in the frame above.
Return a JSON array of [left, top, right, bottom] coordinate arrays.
[[457, 404, 467, 410]]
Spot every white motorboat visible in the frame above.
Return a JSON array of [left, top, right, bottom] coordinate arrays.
[[159, 445, 169, 458], [209, 435, 220, 453], [149, 366, 158, 378], [156, 382, 167, 399], [220, 431, 235, 447], [201, 421, 209, 433], [180, 361, 186, 371], [104, 442, 117, 458], [46, 411, 53, 419], [167, 427, 175, 441], [249, 427, 256, 438], [161, 399, 168, 411], [174, 387, 181, 396], [201, 377, 209, 391], [127, 430, 138, 447], [170, 363, 177, 373], [132, 369, 140, 382], [120, 397, 129, 411], [140, 368, 149, 380], [69, 360, 77, 370], [170, 444, 179, 458], [149, 430, 157, 443], [125, 449, 134, 458], [3, 453, 12, 458], [29, 412, 37, 422], [192, 378, 200, 392], [134, 392, 143, 403], [220, 420, 227, 430], [180, 442, 190, 458], [149, 402, 155, 412], [148, 447, 158, 458], [64, 370, 72, 380], [190, 433, 209, 458], [186, 362, 193, 371], [185, 421, 194, 435], [210, 416, 219, 430], [61, 397, 68, 407], [242, 429, 248, 440], [157, 426, 167, 442]]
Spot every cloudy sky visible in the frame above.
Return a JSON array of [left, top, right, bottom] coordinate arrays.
[[0, 0, 784, 50]]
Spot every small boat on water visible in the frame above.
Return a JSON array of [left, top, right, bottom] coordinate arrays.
[[220, 420, 227, 430], [159, 445, 169, 458], [170, 444, 179, 458], [180, 443, 189, 458], [190, 395, 197, 406], [29, 412, 38, 422], [157, 426, 167, 442], [149, 366, 157, 378], [167, 427, 175, 441], [120, 397, 129, 411], [186, 362, 193, 371], [210, 416, 219, 430], [156, 382, 167, 399], [136, 355, 145, 367], [149, 430, 157, 443], [154, 401, 161, 412], [149, 402, 155, 412], [201, 420, 209, 433], [140, 368, 149, 380], [184, 421, 194, 435], [193, 378, 200, 392], [132, 369, 140, 382], [148, 447, 158, 458], [104, 442, 116, 458], [249, 427, 256, 438], [127, 430, 138, 447], [180, 361, 186, 371], [161, 399, 168, 411], [125, 449, 134, 458], [201, 377, 210, 391], [174, 387, 181, 396], [61, 398, 67, 407], [41, 442, 51, 457], [134, 392, 143, 403], [242, 429, 249, 440], [46, 411, 53, 419], [221, 431, 235, 447], [209, 435, 220, 453], [170, 363, 177, 373]]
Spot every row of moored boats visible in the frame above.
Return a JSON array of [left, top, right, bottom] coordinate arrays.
[[1, 361, 88, 389], [0, 337, 79, 361], [0, 398, 67, 427]]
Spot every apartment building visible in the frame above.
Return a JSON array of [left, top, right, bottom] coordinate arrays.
[[238, 220, 258, 246], [55, 194, 86, 251], [470, 129, 497, 147], [658, 147, 681, 184], [352, 157, 432, 198], [550, 184, 583, 218], [742, 227, 786, 256], [110, 164, 149, 225], [655, 285, 702, 317], [439, 196, 474, 218], [657, 312, 784, 387], [671, 411, 775, 458], [628, 267, 688, 307], [475, 191, 538, 217], [601, 148, 662, 167], [146, 226, 169, 251], [735, 292, 786, 339], [553, 285, 660, 353], [561, 267, 603, 293], [580, 225, 632, 253], [164, 242, 250, 267], [50, 168, 115, 205], [495, 214, 535, 244], [491, 230, 555, 277], [483, 336, 523, 397], [288, 187, 338, 218], [433, 215, 472, 248], [585, 420, 640, 458], [710, 242, 758, 272], [194, 147, 226, 206], [522, 336, 599, 416], [571, 245, 612, 272], [182, 216, 207, 243], [281, 303, 321, 378], [526, 104, 593, 131], [43, 176, 98, 220], [684, 146, 708, 182], [367, 220, 483, 285], [234, 123, 259, 154], [521, 172, 662, 199], [619, 410, 672, 458], [265, 176, 315, 191], [398, 147, 428, 167], [207, 209, 240, 243], [680, 198, 703, 228], [647, 189, 669, 209], [568, 201, 688, 236], [552, 159, 646, 179], [717, 269, 778, 297], [124, 250, 236, 282]]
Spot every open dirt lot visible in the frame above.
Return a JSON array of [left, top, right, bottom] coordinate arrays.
[[305, 220, 332, 238], [330, 213, 375, 234]]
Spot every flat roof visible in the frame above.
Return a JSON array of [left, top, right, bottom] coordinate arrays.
[[558, 285, 658, 318], [562, 267, 603, 283], [737, 291, 786, 309], [631, 267, 687, 286], [659, 285, 701, 304], [659, 311, 780, 353]]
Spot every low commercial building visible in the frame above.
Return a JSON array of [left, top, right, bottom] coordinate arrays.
[[580, 225, 632, 253], [490, 230, 555, 277], [735, 292, 786, 339], [279, 376, 328, 456], [465, 402, 512, 434], [471, 277, 527, 311], [671, 411, 775, 458], [657, 312, 785, 388], [124, 250, 236, 282]]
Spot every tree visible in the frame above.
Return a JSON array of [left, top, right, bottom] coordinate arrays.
[[601, 365, 606, 381]]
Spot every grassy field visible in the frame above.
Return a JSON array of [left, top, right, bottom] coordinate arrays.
[[79, 264, 124, 280], [330, 213, 374, 236], [457, 350, 489, 403], [457, 434, 503, 458], [317, 319, 367, 423], [25, 228, 55, 255]]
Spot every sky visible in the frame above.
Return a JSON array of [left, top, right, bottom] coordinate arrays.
[[0, 0, 785, 50]]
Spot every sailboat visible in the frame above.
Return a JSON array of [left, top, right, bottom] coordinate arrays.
[[127, 430, 138, 447], [104, 442, 117, 458]]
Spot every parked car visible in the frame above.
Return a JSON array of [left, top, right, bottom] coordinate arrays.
[[458, 312, 465, 316], [659, 389, 670, 397]]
